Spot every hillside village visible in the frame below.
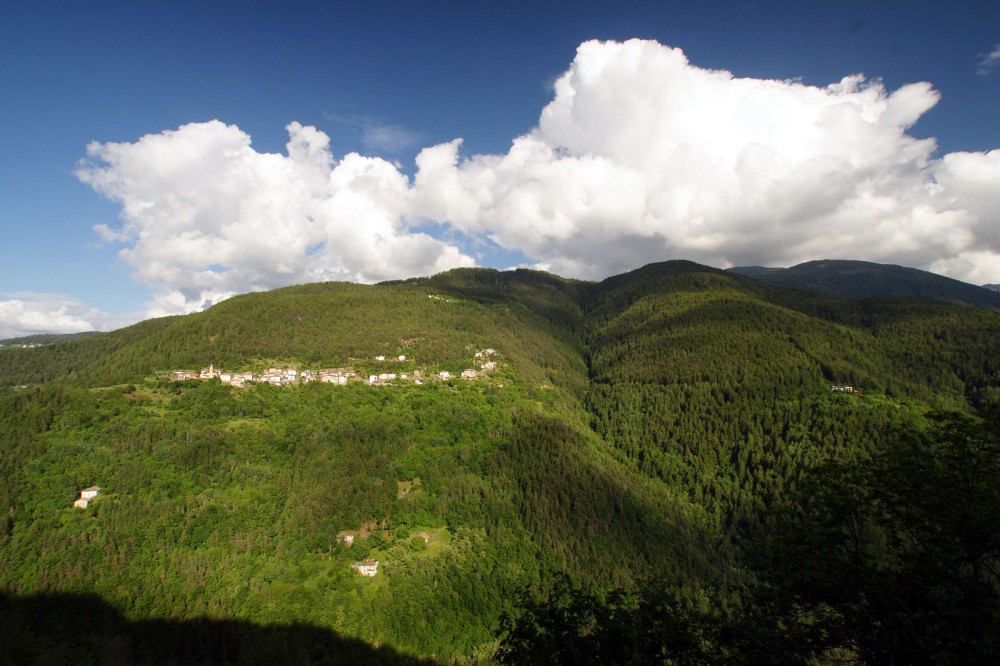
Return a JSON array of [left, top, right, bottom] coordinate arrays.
[[165, 348, 502, 388]]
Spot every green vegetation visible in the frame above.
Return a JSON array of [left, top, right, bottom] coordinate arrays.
[[0, 331, 102, 348], [498, 409, 1000, 664], [2, 260, 998, 662], [729, 258, 1000, 309]]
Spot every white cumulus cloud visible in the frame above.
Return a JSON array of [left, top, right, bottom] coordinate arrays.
[[0, 292, 138, 339], [77, 120, 474, 315], [77, 39, 1000, 319], [412, 39, 998, 282]]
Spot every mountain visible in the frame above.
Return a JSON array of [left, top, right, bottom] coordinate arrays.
[[2, 261, 999, 662], [0, 331, 101, 348], [728, 259, 1000, 309]]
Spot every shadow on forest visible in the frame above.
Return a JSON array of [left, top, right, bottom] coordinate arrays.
[[0, 592, 437, 665]]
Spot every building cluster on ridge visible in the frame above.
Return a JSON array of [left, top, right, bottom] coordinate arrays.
[[167, 349, 502, 388]]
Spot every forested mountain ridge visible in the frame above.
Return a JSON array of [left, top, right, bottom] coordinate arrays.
[[0, 273, 590, 394], [2, 260, 999, 663], [0, 331, 102, 348], [728, 258, 1000, 309]]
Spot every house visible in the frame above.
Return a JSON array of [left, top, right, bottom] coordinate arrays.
[[461, 369, 478, 379], [831, 385, 855, 393], [351, 559, 379, 576], [482, 361, 497, 371], [74, 486, 101, 509], [337, 533, 355, 547], [439, 371, 451, 379], [398, 355, 406, 362], [369, 375, 378, 384], [375, 355, 385, 361]]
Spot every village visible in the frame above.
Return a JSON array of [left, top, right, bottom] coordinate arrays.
[[165, 348, 502, 389]]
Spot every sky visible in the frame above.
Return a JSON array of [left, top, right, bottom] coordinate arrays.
[[1, 0, 998, 337]]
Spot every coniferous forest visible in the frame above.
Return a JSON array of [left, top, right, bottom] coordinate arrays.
[[1, 261, 998, 664]]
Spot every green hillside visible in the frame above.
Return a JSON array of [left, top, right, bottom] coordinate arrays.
[[729, 259, 1000, 309], [0, 331, 102, 348], [2, 261, 999, 662]]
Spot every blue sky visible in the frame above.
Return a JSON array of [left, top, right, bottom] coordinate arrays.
[[1, 0, 998, 336]]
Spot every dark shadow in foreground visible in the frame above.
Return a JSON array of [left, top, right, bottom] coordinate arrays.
[[0, 592, 437, 665]]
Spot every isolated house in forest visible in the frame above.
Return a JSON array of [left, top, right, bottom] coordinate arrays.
[[351, 559, 379, 576], [73, 486, 102, 509]]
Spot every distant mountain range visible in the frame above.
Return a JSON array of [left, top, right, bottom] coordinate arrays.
[[0, 331, 101, 347], [728, 259, 1000, 309]]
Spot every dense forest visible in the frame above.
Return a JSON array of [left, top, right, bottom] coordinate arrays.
[[1, 261, 998, 663]]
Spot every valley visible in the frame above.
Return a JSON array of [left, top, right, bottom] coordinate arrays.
[[1, 261, 998, 663]]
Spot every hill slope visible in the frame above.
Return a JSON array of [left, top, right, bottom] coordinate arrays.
[[2, 260, 1000, 661], [728, 259, 1000, 309]]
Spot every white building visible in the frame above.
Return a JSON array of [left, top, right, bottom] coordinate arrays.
[[351, 559, 379, 576], [74, 486, 101, 509]]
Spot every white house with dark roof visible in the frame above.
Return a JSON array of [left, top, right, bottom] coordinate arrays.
[[351, 559, 379, 576]]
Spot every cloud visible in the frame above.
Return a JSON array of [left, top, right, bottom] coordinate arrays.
[[77, 120, 474, 315], [412, 39, 998, 283], [77, 39, 1000, 320], [324, 112, 423, 154], [362, 122, 422, 154], [0, 292, 137, 339], [977, 44, 1000, 75]]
